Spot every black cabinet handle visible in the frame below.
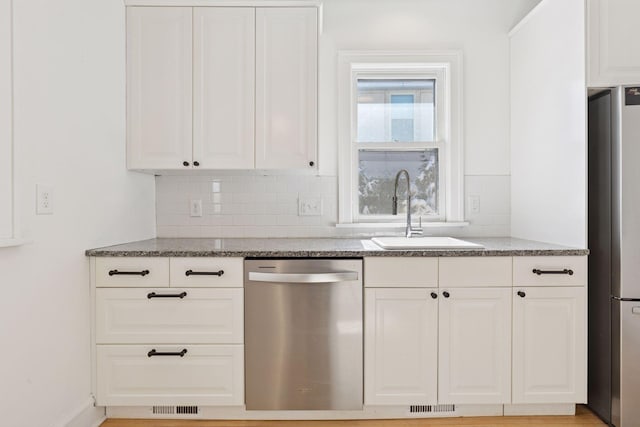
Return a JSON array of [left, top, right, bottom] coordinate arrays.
[[193, 161, 200, 167], [443, 291, 450, 298], [185, 269, 224, 277], [147, 349, 187, 358], [532, 268, 573, 276], [147, 291, 187, 299], [430, 292, 438, 299], [517, 291, 526, 298], [183, 161, 190, 167], [309, 161, 315, 167], [108, 269, 149, 276]]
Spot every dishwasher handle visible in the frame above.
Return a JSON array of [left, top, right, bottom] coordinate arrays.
[[248, 271, 359, 284]]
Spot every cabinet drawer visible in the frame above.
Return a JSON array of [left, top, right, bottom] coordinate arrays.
[[513, 256, 586, 287], [96, 257, 169, 287], [170, 257, 243, 287], [439, 257, 512, 287], [364, 257, 438, 287], [96, 344, 244, 406], [96, 288, 243, 344]]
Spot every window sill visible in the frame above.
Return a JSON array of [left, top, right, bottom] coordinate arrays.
[[335, 221, 469, 229], [0, 237, 31, 248]]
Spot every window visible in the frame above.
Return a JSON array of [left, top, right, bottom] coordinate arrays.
[[337, 51, 463, 225]]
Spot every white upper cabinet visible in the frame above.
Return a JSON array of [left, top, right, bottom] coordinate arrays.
[[438, 287, 512, 405], [193, 8, 255, 169], [126, 6, 318, 171], [512, 286, 587, 404], [588, 0, 640, 87], [127, 7, 192, 170], [255, 7, 318, 170]]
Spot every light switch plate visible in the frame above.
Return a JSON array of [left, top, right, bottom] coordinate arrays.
[[298, 197, 322, 216], [36, 184, 53, 215], [468, 195, 480, 214]]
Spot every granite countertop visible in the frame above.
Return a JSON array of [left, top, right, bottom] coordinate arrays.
[[85, 237, 588, 257]]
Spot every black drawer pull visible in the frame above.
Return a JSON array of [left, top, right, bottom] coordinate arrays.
[[147, 349, 187, 358], [147, 291, 187, 299], [108, 269, 149, 276], [185, 269, 224, 277], [517, 291, 526, 298], [532, 268, 573, 276]]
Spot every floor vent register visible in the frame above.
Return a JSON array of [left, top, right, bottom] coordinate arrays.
[[152, 405, 199, 415], [409, 404, 456, 414]]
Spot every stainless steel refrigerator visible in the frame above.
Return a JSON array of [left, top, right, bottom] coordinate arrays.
[[588, 86, 640, 426]]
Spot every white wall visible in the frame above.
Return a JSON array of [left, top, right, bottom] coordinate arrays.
[[156, 0, 540, 238], [0, 1, 156, 426], [318, 0, 540, 176], [510, 0, 587, 248]]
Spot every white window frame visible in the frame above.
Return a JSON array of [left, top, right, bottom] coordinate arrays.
[[0, 0, 21, 246], [337, 50, 464, 225]]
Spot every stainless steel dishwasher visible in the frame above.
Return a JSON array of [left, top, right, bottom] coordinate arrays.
[[244, 258, 363, 410]]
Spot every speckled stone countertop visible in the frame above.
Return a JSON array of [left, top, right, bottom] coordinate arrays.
[[85, 237, 588, 257]]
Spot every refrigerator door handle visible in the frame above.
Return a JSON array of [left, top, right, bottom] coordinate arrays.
[[612, 296, 640, 302]]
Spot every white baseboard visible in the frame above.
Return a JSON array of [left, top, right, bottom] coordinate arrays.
[[52, 397, 106, 427], [503, 403, 575, 416]]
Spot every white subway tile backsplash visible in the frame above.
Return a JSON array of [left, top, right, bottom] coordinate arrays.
[[155, 174, 510, 238]]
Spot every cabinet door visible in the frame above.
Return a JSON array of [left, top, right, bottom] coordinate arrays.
[[255, 8, 317, 170], [127, 7, 192, 170], [193, 8, 255, 169], [588, 0, 640, 86], [365, 288, 438, 405], [512, 287, 586, 404], [438, 287, 511, 404]]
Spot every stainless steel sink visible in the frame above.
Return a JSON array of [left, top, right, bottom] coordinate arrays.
[[371, 236, 483, 249]]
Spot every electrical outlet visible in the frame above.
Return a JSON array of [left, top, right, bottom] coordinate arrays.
[[298, 197, 323, 216], [190, 199, 203, 217], [468, 195, 480, 214], [36, 184, 53, 215]]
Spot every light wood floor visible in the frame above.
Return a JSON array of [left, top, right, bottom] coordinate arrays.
[[100, 405, 606, 427]]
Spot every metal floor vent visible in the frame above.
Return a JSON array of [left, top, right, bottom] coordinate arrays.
[[152, 406, 174, 415], [152, 406, 199, 415], [409, 404, 456, 414]]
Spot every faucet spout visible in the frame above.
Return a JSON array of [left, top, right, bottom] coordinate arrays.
[[393, 169, 423, 238]]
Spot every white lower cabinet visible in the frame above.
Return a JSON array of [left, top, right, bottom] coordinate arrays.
[[364, 288, 438, 405], [438, 287, 512, 404], [97, 345, 244, 406], [92, 255, 587, 412], [93, 256, 246, 407], [512, 286, 586, 404]]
